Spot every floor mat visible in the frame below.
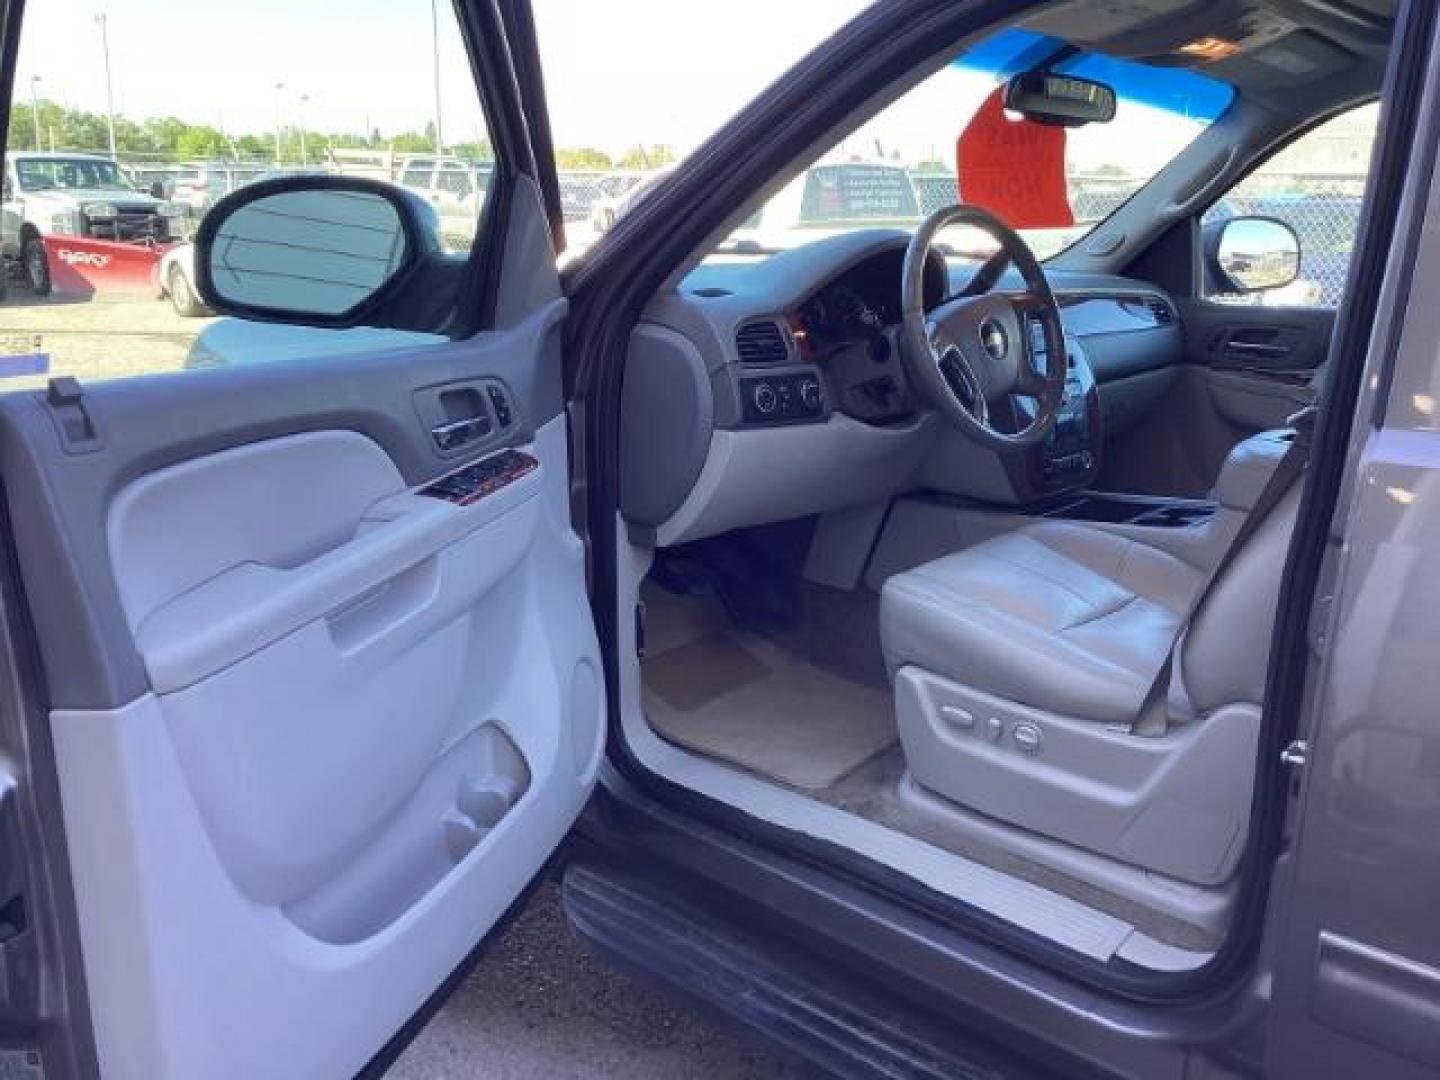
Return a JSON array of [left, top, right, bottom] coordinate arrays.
[[645, 633, 772, 711], [642, 608, 895, 790]]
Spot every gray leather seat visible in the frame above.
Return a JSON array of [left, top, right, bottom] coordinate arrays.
[[880, 521, 1205, 724], [876, 452, 1302, 887]]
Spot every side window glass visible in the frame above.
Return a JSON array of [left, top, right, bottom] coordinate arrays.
[[1202, 104, 1378, 308], [1, 1, 490, 386]]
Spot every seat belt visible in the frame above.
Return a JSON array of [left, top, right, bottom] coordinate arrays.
[[1132, 411, 1315, 730]]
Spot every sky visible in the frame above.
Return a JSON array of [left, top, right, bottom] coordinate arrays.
[[14, 0, 869, 153], [13, 0, 1214, 175]]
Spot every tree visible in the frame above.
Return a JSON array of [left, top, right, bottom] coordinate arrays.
[[1, 98, 505, 170], [177, 125, 226, 160], [618, 143, 676, 170], [450, 139, 495, 163], [555, 146, 612, 170]]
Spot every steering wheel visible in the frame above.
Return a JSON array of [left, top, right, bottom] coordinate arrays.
[[900, 204, 1067, 450]]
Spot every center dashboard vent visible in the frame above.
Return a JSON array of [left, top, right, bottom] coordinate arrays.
[[735, 320, 790, 365], [1145, 296, 1176, 326]]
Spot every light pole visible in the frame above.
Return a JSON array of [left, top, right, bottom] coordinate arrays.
[[429, 0, 443, 153], [273, 81, 286, 166], [298, 94, 309, 166], [29, 76, 41, 151], [95, 13, 117, 160]]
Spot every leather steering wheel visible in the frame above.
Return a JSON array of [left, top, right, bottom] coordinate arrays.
[[900, 204, 1067, 450]]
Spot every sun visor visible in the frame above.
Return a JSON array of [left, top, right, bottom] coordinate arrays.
[[955, 88, 1075, 229]]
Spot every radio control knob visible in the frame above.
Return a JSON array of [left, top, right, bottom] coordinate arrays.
[[752, 382, 778, 415]]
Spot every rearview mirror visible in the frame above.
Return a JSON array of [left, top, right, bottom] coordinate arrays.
[[195, 176, 433, 324], [1208, 216, 1301, 293], [1002, 72, 1117, 128]]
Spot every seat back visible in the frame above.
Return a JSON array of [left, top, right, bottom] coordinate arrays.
[[1177, 487, 1303, 716]]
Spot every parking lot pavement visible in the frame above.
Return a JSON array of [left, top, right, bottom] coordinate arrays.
[[385, 881, 808, 1080], [0, 291, 214, 388]]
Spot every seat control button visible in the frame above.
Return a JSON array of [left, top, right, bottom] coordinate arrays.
[[1013, 722, 1043, 753], [985, 716, 1004, 742], [940, 705, 974, 730]]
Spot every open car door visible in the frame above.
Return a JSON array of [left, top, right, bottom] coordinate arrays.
[[0, 2, 602, 1077]]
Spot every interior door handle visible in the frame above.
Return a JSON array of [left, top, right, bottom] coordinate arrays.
[[1225, 340, 1291, 358], [431, 416, 490, 451]]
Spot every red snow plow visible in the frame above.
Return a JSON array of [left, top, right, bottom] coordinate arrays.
[[41, 236, 175, 297]]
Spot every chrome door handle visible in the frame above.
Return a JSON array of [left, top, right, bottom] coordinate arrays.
[[430, 416, 490, 451]]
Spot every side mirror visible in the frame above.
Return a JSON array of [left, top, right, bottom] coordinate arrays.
[[1206, 216, 1301, 293], [195, 175, 437, 325]]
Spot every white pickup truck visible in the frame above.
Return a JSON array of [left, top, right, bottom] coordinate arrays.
[[1, 151, 183, 295]]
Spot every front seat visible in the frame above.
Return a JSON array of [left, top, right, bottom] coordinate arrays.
[[878, 481, 1301, 886], [880, 521, 1203, 725]]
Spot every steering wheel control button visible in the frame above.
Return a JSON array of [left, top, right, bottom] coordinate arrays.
[[940, 704, 975, 731], [740, 374, 826, 425], [985, 716, 1004, 742], [1012, 722, 1043, 753]]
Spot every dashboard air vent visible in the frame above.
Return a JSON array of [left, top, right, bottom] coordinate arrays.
[[1145, 296, 1176, 326], [735, 320, 789, 365]]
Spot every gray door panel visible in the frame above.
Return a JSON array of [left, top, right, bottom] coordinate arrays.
[[1100, 302, 1328, 496], [1176, 298, 1330, 429], [3, 181, 606, 1080], [0, 300, 563, 711]]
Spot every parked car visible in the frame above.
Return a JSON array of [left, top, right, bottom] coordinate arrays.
[[156, 243, 208, 317], [396, 155, 491, 249], [165, 162, 270, 214], [589, 168, 673, 234], [1, 151, 184, 293]]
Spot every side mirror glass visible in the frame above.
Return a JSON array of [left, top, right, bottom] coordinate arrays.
[[1211, 216, 1301, 292], [196, 178, 423, 322]]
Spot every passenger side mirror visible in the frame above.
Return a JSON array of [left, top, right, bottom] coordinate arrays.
[[194, 175, 438, 325], [1206, 216, 1301, 293]]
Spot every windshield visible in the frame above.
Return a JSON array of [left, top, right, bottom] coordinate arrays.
[[15, 157, 135, 193], [710, 29, 1234, 262]]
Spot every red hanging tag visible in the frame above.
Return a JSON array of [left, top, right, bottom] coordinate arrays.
[[956, 87, 1075, 229]]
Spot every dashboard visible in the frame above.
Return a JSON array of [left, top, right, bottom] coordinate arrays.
[[620, 230, 1183, 544]]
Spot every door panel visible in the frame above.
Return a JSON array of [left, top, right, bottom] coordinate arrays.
[[1178, 298, 1329, 430], [0, 203, 603, 1079], [1101, 302, 1327, 496]]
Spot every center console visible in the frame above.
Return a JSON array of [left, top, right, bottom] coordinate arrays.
[[1004, 332, 1103, 501]]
